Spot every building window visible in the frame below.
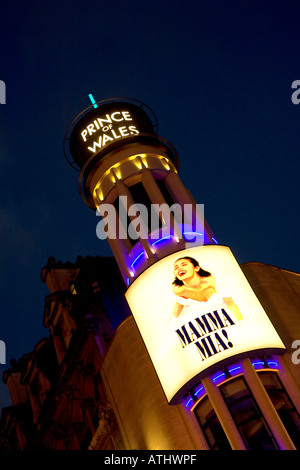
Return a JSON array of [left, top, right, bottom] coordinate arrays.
[[156, 178, 175, 207], [190, 361, 300, 450], [220, 376, 278, 450], [194, 395, 231, 450], [258, 371, 300, 449], [112, 197, 135, 247], [128, 182, 154, 233], [113, 184, 157, 246], [194, 374, 280, 450]]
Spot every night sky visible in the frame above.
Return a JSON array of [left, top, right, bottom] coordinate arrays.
[[1, 1, 300, 409]]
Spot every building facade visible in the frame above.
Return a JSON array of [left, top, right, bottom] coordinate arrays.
[[1, 99, 300, 450], [1, 256, 300, 450]]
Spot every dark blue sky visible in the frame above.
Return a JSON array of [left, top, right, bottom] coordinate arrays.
[[1, 1, 300, 408]]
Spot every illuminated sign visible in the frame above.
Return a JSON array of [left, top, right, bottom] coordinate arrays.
[[125, 245, 286, 403], [69, 102, 154, 169], [80, 110, 139, 153]]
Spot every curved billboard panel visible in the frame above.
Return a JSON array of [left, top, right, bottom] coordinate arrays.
[[125, 245, 286, 403]]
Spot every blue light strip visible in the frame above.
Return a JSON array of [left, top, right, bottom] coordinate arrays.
[[130, 251, 145, 268], [212, 372, 226, 382], [251, 360, 265, 368], [195, 386, 204, 396], [88, 93, 98, 108], [151, 235, 172, 246], [127, 231, 242, 276], [129, 235, 174, 270], [129, 231, 203, 273], [184, 397, 193, 408], [183, 358, 279, 409], [182, 231, 203, 242], [228, 365, 241, 374], [266, 360, 278, 368], [183, 232, 203, 236]]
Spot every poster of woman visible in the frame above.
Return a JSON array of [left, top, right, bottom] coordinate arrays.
[[125, 245, 286, 403], [172, 256, 243, 322]]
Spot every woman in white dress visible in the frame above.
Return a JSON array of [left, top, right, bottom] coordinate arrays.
[[172, 257, 243, 321]]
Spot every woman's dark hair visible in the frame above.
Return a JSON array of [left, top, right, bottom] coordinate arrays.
[[172, 256, 211, 286]]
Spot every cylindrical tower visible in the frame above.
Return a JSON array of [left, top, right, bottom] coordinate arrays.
[[64, 98, 285, 408], [64, 98, 216, 286]]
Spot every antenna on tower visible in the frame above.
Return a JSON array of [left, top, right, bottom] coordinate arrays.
[[88, 93, 98, 108]]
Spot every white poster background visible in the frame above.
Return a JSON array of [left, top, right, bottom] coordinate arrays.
[[125, 245, 286, 403]]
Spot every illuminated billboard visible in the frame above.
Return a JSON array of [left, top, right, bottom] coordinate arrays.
[[125, 245, 286, 403]]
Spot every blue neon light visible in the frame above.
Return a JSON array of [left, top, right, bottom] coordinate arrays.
[[266, 360, 278, 367], [211, 237, 218, 244], [183, 232, 203, 241], [151, 235, 172, 246], [130, 251, 145, 268], [129, 232, 204, 272], [212, 372, 226, 382], [228, 365, 241, 374], [185, 397, 193, 408], [88, 93, 98, 108], [252, 361, 265, 367], [129, 235, 174, 270], [182, 359, 279, 410], [195, 386, 204, 396]]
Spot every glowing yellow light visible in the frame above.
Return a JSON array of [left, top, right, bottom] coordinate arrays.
[[161, 158, 170, 170], [141, 157, 148, 168], [70, 283, 77, 295], [110, 168, 118, 183], [95, 187, 104, 201], [135, 157, 142, 170], [110, 165, 122, 181]]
